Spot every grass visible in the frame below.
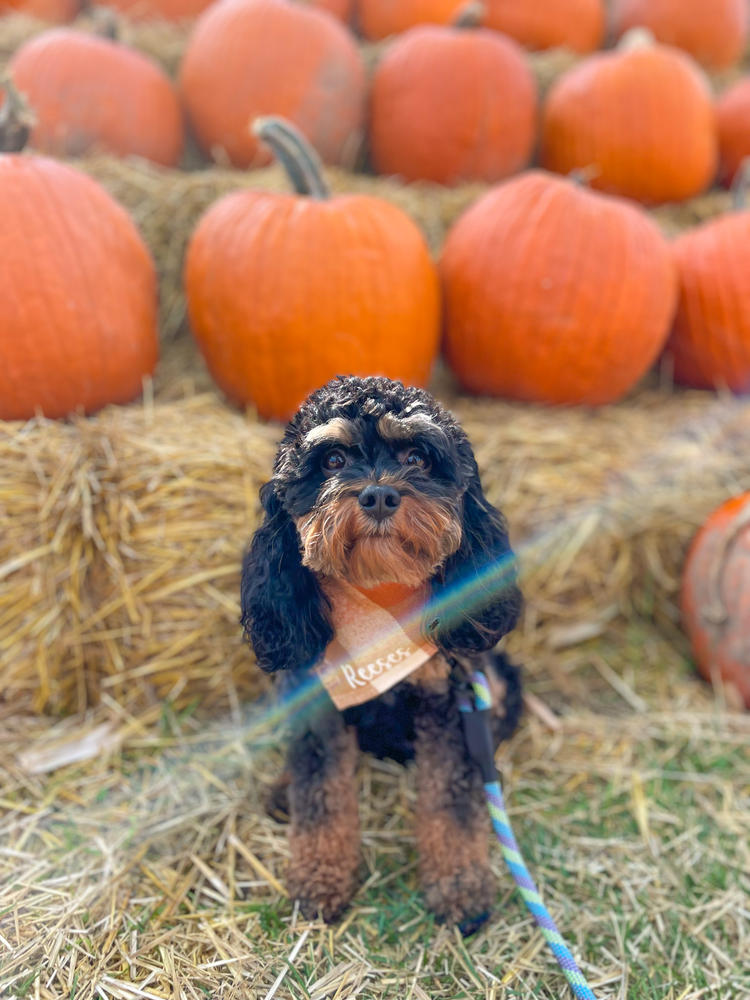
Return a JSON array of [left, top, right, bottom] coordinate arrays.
[[1, 624, 748, 1000]]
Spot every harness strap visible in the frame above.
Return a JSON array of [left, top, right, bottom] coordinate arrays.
[[459, 670, 598, 1000]]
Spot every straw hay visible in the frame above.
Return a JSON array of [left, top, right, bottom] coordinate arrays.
[[2, 336, 749, 719], [2, 662, 748, 999]]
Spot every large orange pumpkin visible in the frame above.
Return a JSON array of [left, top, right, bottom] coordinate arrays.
[[370, 11, 537, 185], [717, 78, 750, 187], [9, 27, 184, 166], [440, 170, 677, 406], [357, 0, 464, 40], [663, 193, 750, 393], [483, 0, 605, 54], [0, 82, 158, 420], [541, 33, 718, 205], [681, 493, 750, 709], [99, 0, 214, 21], [185, 117, 440, 421], [612, 0, 748, 71], [0, 0, 79, 21], [180, 0, 365, 168]]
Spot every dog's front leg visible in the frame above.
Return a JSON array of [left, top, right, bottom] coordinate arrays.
[[414, 685, 495, 932], [287, 704, 360, 922]]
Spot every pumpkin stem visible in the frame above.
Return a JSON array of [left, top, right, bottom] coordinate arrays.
[[618, 26, 655, 51], [568, 165, 600, 186], [90, 6, 121, 41], [452, 1, 485, 28], [731, 157, 750, 212], [0, 75, 35, 154], [252, 116, 331, 200]]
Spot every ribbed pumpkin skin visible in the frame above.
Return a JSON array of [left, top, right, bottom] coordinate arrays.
[[717, 78, 750, 186], [0, 0, 79, 21], [483, 0, 605, 54], [0, 155, 158, 420], [370, 25, 537, 185], [612, 0, 748, 71], [180, 0, 365, 168], [682, 493, 750, 709], [9, 29, 184, 166], [357, 0, 464, 40], [440, 171, 677, 406], [101, 0, 213, 20], [185, 191, 440, 421], [664, 212, 750, 393], [541, 43, 717, 205]]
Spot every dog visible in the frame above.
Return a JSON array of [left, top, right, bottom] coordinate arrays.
[[241, 375, 523, 932]]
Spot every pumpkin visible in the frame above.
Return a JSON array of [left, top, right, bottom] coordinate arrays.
[[8, 26, 184, 166], [185, 117, 440, 421], [0, 81, 158, 420], [663, 174, 750, 393], [0, 0, 79, 21], [483, 0, 605, 54], [717, 78, 750, 186], [180, 0, 365, 168], [98, 0, 215, 21], [370, 5, 537, 185], [541, 32, 718, 205], [611, 0, 748, 71], [439, 170, 677, 405], [357, 0, 464, 41], [681, 493, 750, 709]]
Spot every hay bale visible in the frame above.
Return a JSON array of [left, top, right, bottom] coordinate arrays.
[[2, 365, 749, 718], [0, 392, 278, 716]]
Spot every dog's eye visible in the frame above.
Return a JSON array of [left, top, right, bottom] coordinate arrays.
[[322, 448, 347, 471], [402, 448, 429, 470]]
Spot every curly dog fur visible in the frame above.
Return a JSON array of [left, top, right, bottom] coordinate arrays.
[[241, 375, 523, 930]]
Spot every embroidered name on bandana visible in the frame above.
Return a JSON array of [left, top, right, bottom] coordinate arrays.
[[316, 578, 438, 710]]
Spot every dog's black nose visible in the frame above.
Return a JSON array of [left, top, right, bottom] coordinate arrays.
[[358, 484, 401, 521]]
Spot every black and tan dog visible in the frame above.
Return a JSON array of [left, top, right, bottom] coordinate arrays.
[[241, 375, 522, 931]]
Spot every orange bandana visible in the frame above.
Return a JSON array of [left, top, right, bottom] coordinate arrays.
[[316, 578, 438, 710]]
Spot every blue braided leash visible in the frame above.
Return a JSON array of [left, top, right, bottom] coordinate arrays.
[[459, 669, 597, 1000]]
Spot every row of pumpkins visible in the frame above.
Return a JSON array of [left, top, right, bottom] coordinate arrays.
[[1, 89, 749, 421], [3, 0, 750, 65], [2, 0, 750, 202]]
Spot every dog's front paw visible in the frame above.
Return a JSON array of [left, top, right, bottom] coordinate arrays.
[[287, 828, 360, 923], [421, 865, 496, 932]]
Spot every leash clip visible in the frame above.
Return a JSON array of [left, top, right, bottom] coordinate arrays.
[[459, 693, 498, 784]]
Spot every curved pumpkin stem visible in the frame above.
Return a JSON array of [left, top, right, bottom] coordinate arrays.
[[0, 76, 35, 154], [252, 116, 331, 200], [90, 7, 121, 42], [452, 1, 485, 28], [731, 157, 750, 212]]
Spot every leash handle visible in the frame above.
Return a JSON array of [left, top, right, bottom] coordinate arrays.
[[460, 671, 598, 1000]]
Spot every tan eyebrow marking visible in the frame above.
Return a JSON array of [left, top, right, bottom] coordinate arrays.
[[377, 412, 442, 441], [304, 417, 358, 447]]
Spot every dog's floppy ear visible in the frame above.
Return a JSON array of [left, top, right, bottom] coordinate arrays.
[[428, 443, 522, 655], [240, 481, 332, 672]]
